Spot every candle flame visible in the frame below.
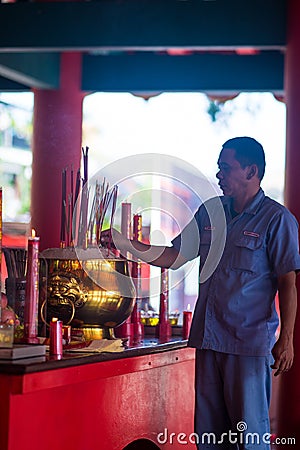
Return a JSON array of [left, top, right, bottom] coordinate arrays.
[[187, 304, 191, 311], [31, 228, 36, 238], [52, 317, 58, 322]]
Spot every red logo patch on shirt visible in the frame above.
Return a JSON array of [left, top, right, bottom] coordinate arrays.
[[243, 230, 260, 238]]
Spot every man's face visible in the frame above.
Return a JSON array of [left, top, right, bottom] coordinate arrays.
[[216, 148, 250, 197]]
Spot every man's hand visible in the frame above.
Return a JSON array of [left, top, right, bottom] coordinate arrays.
[[100, 228, 128, 255], [271, 271, 297, 376], [100, 228, 116, 249], [271, 335, 294, 376]]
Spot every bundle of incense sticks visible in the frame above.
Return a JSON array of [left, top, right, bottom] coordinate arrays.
[[59, 147, 118, 248], [3, 248, 27, 279], [87, 181, 118, 248], [60, 166, 78, 247]]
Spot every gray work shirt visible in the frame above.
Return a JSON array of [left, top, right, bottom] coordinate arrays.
[[172, 188, 300, 356]]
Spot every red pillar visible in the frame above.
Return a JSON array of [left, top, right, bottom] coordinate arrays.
[[31, 52, 85, 250], [277, 0, 300, 443]]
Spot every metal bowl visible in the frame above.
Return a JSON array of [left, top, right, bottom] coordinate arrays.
[[40, 246, 136, 339]]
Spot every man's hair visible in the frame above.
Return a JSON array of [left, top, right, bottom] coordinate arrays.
[[222, 136, 266, 180]]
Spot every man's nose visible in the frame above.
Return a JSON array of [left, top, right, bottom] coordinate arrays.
[[216, 170, 223, 180]]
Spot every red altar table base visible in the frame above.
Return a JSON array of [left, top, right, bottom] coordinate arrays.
[[0, 340, 195, 450]]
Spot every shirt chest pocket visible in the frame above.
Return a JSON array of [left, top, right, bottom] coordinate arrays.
[[231, 235, 264, 274]]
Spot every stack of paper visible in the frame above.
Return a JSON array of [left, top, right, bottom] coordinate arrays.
[[0, 344, 47, 360], [67, 339, 125, 353]]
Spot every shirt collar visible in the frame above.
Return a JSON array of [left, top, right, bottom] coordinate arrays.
[[222, 188, 265, 216]]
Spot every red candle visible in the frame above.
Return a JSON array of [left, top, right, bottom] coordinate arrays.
[[50, 317, 63, 356], [156, 268, 172, 339], [24, 228, 40, 343], [131, 214, 143, 340], [160, 268, 169, 323], [121, 202, 132, 239], [115, 203, 133, 339], [182, 304, 193, 340], [62, 325, 71, 345], [132, 213, 142, 295]]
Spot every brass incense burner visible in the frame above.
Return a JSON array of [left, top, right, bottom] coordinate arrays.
[[40, 246, 136, 339]]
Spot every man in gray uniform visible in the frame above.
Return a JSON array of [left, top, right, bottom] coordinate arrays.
[[102, 137, 300, 449]]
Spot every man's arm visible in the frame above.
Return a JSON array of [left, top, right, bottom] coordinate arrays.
[[271, 271, 298, 376], [101, 228, 189, 269]]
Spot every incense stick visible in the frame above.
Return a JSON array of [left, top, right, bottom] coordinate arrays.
[[58, 148, 119, 249]]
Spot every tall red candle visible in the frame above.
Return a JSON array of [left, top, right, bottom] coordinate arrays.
[[121, 202, 132, 239], [156, 268, 172, 339], [120, 202, 132, 260], [115, 203, 133, 339], [50, 317, 63, 356], [132, 213, 142, 298], [131, 214, 143, 340], [24, 229, 40, 343], [182, 304, 193, 340], [160, 268, 169, 323]]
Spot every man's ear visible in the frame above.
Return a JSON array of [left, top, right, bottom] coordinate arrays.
[[246, 165, 257, 180]]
